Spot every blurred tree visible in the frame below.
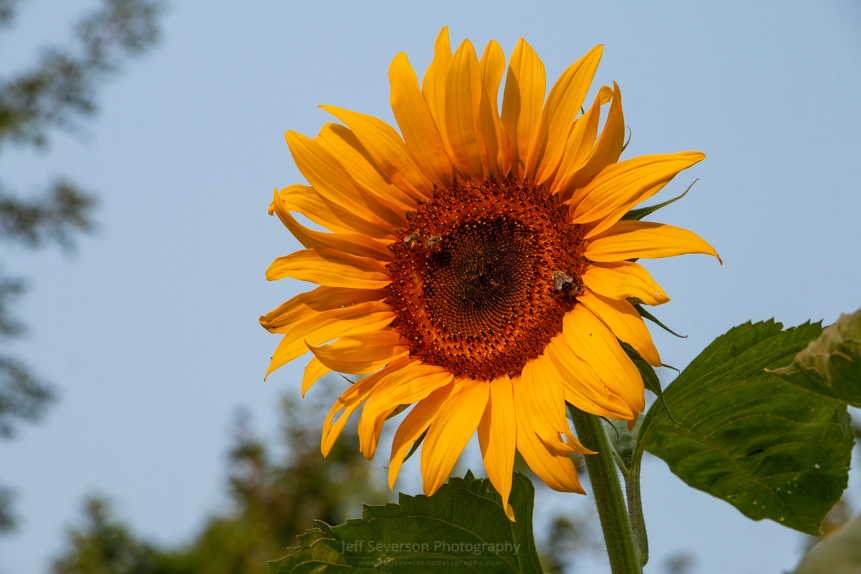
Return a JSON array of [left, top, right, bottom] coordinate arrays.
[[50, 384, 388, 574], [0, 0, 162, 532], [53, 383, 708, 573]]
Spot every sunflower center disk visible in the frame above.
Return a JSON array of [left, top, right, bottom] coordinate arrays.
[[386, 177, 587, 381]]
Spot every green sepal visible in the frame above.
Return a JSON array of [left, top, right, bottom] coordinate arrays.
[[621, 179, 696, 222], [620, 342, 677, 423], [633, 303, 686, 339], [403, 428, 426, 464], [620, 125, 632, 153]]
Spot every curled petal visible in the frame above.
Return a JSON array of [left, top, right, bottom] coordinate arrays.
[[388, 385, 455, 490], [286, 131, 403, 237], [445, 39, 487, 180], [421, 380, 489, 495], [555, 82, 625, 197], [322, 358, 412, 456], [520, 357, 588, 455], [389, 52, 454, 188], [562, 306, 645, 414], [265, 302, 394, 378], [358, 363, 454, 459], [501, 38, 545, 179], [571, 152, 706, 238], [578, 291, 661, 366], [422, 27, 453, 158], [587, 220, 721, 263], [513, 376, 586, 493], [530, 45, 603, 184], [545, 336, 635, 420], [308, 330, 409, 375], [319, 105, 433, 201], [259, 286, 385, 334], [273, 184, 354, 235], [265, 248, 390, 289], [478, 375, 517, 521], [301, 357, 330, 397], [316, 122, 419, 209], [581, 261, 670, 306], [479, 40, 511, 175], [271, 191, 391, 260]]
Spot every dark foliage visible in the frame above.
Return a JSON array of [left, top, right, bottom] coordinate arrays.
[[0, 0, 162, 533]]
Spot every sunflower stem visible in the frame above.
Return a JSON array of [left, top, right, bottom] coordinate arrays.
[[568, 406, 642, 573]]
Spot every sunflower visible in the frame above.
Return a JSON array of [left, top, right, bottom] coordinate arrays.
[[261, 27, 719, 520]]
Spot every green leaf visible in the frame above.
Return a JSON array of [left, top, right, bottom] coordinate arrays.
[[637, 320, 852, 535], [269, 472, 543, 574], [768, 308, 861, 407]]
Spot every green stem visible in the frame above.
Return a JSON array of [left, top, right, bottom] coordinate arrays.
[[568, 406, 642, 573]]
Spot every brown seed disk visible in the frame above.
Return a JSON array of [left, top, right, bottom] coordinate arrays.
[[385, 176, 587, 381]]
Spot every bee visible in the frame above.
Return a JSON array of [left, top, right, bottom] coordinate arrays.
[[552, 270, 580, 295], [423, 235, 442, 249], [403, 232, 422, 249]]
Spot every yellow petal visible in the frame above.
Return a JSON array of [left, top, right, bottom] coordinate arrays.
[[422, 27, 453, 157], [546, 336, 636, 420], [358, 363, 454, 460], [265, 248, 390, 289], [273, 184, 354, 235], [316, 122, 418, 210], [445, 39, 486, 180], [570, 152, 706, 237], [421, 380, 489, 496], [259, 285, 386, 333], [321, 358, 412, 456], [307, 330, 409, 375], [265, 302, 394, 377], [513, 376, 585, 493], [477, 375, 517, 521], [520, 357, 588, 455], [319, 105, 433, 201], [529, 45, 603, 184], [586, 221, 723, 264], [301, 356, 330, 397], [271, 191, 392, 261], [550, 86, 611, 199], [501, 38, 545, 179], [388, 386, 454, 490], [578, 291, 661, 366], [479, 40, 512, 176], [555, 83, 624, 197], [587, 220, 721, 263], [563, 306, 645, 414], [581, 261, 669, 305], [389, 52, 454, 188], [286, 131, 402, 237]]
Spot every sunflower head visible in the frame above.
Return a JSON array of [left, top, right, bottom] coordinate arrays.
[[261, 27, 719, 521]]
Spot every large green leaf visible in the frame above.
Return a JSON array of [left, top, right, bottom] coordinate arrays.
[[269, 472, 543, 573], [637, 320, 853, 535], [768, 309, 861, 407]]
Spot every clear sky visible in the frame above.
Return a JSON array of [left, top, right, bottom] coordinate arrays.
[[2, 1, 860, 572]]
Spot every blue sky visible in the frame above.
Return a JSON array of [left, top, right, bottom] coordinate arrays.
[[2, 1, 860, 572]]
